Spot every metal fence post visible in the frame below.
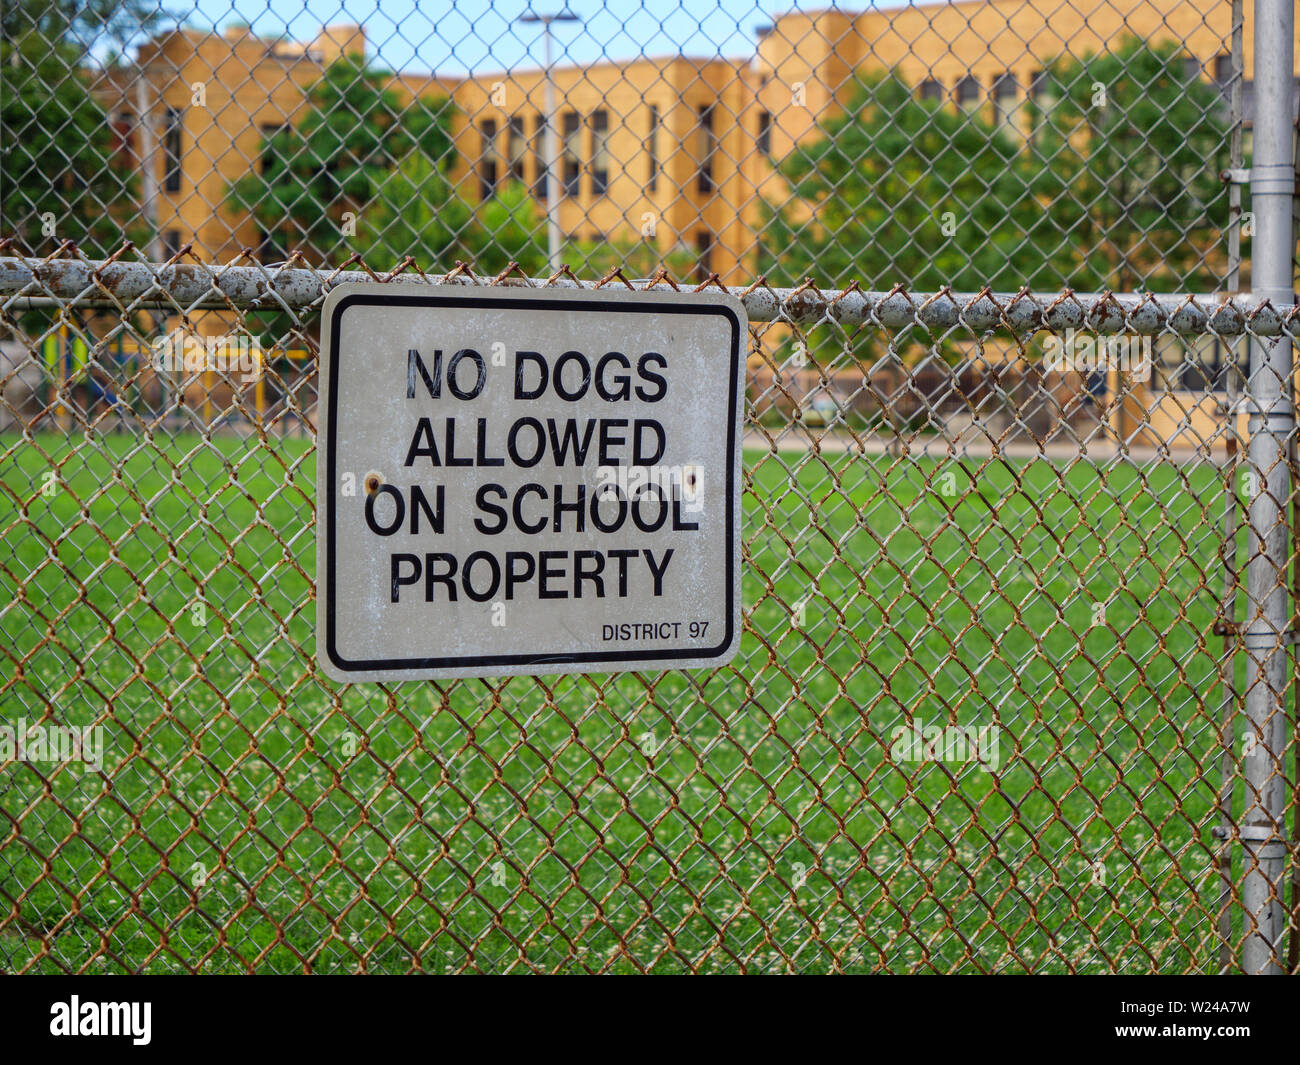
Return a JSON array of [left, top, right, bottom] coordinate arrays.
[[1243, 0, 1295, 976], [1215, 0, 1246, 976]]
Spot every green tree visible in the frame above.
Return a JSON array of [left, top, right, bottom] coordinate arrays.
[[0, 0, 168, 49], [462, 180, 548, 274], [757, 71, 1035, 292], [356, 159, 547, 275], [1026, 36, 1228, 291], [0, 31, 143, 255], [228, 55, 454, 265], [562, 233, 696, 279], [352, 153, 473, 268]]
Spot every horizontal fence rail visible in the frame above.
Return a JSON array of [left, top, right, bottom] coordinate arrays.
[[1, 253, 1298, 334]]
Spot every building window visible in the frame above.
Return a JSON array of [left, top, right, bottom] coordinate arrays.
[[257, 229, 286, 264], [919, 79, 943, 102], [161, 229, 181, 259], [694, 229, 713, 280], [507, 116, 526, 184], [696, 105, 715, 194], [590, 109, 610, 195], [1177, 335, 1242, 393], [1214, 54, 1233, 85], [163, 106, 183, 193], [993, 73, 1020, 135], [479, 118, 498, 200], [113, 111, 135, 164], [647, 104, 659, 192], [757, 109, 771, 157], [531, 113, 548, 200], [956, 76, 981, 111], [258, 124, 283, 176], [1029, 69, 1058, 142], [561, 111, 580, 196], [1182, 55, 1202, 82]]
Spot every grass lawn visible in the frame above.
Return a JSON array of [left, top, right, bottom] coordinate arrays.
[[0, 429, 1241, 972]]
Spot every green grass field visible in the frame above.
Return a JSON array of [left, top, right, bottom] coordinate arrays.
[[0, 430, 1242, 972]]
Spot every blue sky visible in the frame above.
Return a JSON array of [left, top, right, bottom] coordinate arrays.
[[171, 1, 890, 76]]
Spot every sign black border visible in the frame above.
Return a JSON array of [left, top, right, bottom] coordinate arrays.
[[323, 290, 742, 674]]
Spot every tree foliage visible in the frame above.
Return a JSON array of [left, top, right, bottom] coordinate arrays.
[[229, 55, 552, 275], [0, 0, 168, 49], [0, 31, 143, 255], [228, 55, 454, 265], [357, 159, 547, 275], [759, 40, 1229, 294], [1026, 36, 1228, 290], [758, 71, 1033, 291], [563, 234, 696, 280]]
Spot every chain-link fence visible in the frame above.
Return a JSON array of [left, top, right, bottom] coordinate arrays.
[[1, 0, 1297, 974]]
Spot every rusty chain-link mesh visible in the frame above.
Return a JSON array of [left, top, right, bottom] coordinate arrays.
[[0, 250, 1294, 973], [1, 0, 1297, 973]]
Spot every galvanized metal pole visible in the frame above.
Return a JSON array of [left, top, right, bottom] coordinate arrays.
[[134, 68, 169, 426], [1216, 0, 1246, 976], [1242, 0, 1295, 976], [134, 74, 162, 264], [518, 11, 574, 273], [542, 25, 560, 272]]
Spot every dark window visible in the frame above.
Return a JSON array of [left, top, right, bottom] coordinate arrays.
[[1214, 54, 1233, 84], [257, 229, 286, 264], [258, 124, 283, 176], [1179, 336, 1243, 393], [696, 105, 715, 194], [1181, 55, 1202, 82], [562, 111, 580, 196], [113, 111, 135, 163], [919, 79, 943, 102], [163, 107, 183, 193], [590, 109, 609, 195], [479, 119, 498, 200], [507, 116, 526, 183], [647, 104, 659, 191], [956, 76, 980, 109], [757, 109, 771, 157], [993, 73, 1020, 136], [1029, 70, 1058, 142], [531, 113, 548, 200], [161, 229, 181, 259], [694, 229, 712, 280]]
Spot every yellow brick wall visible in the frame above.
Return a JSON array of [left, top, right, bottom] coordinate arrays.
[[91, 3, 1285, 445]]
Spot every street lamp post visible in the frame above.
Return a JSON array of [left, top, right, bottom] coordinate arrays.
[[519, 9, 579, 274]]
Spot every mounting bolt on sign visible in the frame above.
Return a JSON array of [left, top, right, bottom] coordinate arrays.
[[315, 284, 745, 681]]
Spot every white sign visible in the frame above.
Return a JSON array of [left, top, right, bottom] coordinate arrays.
[[316, 284, 745, 681]]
